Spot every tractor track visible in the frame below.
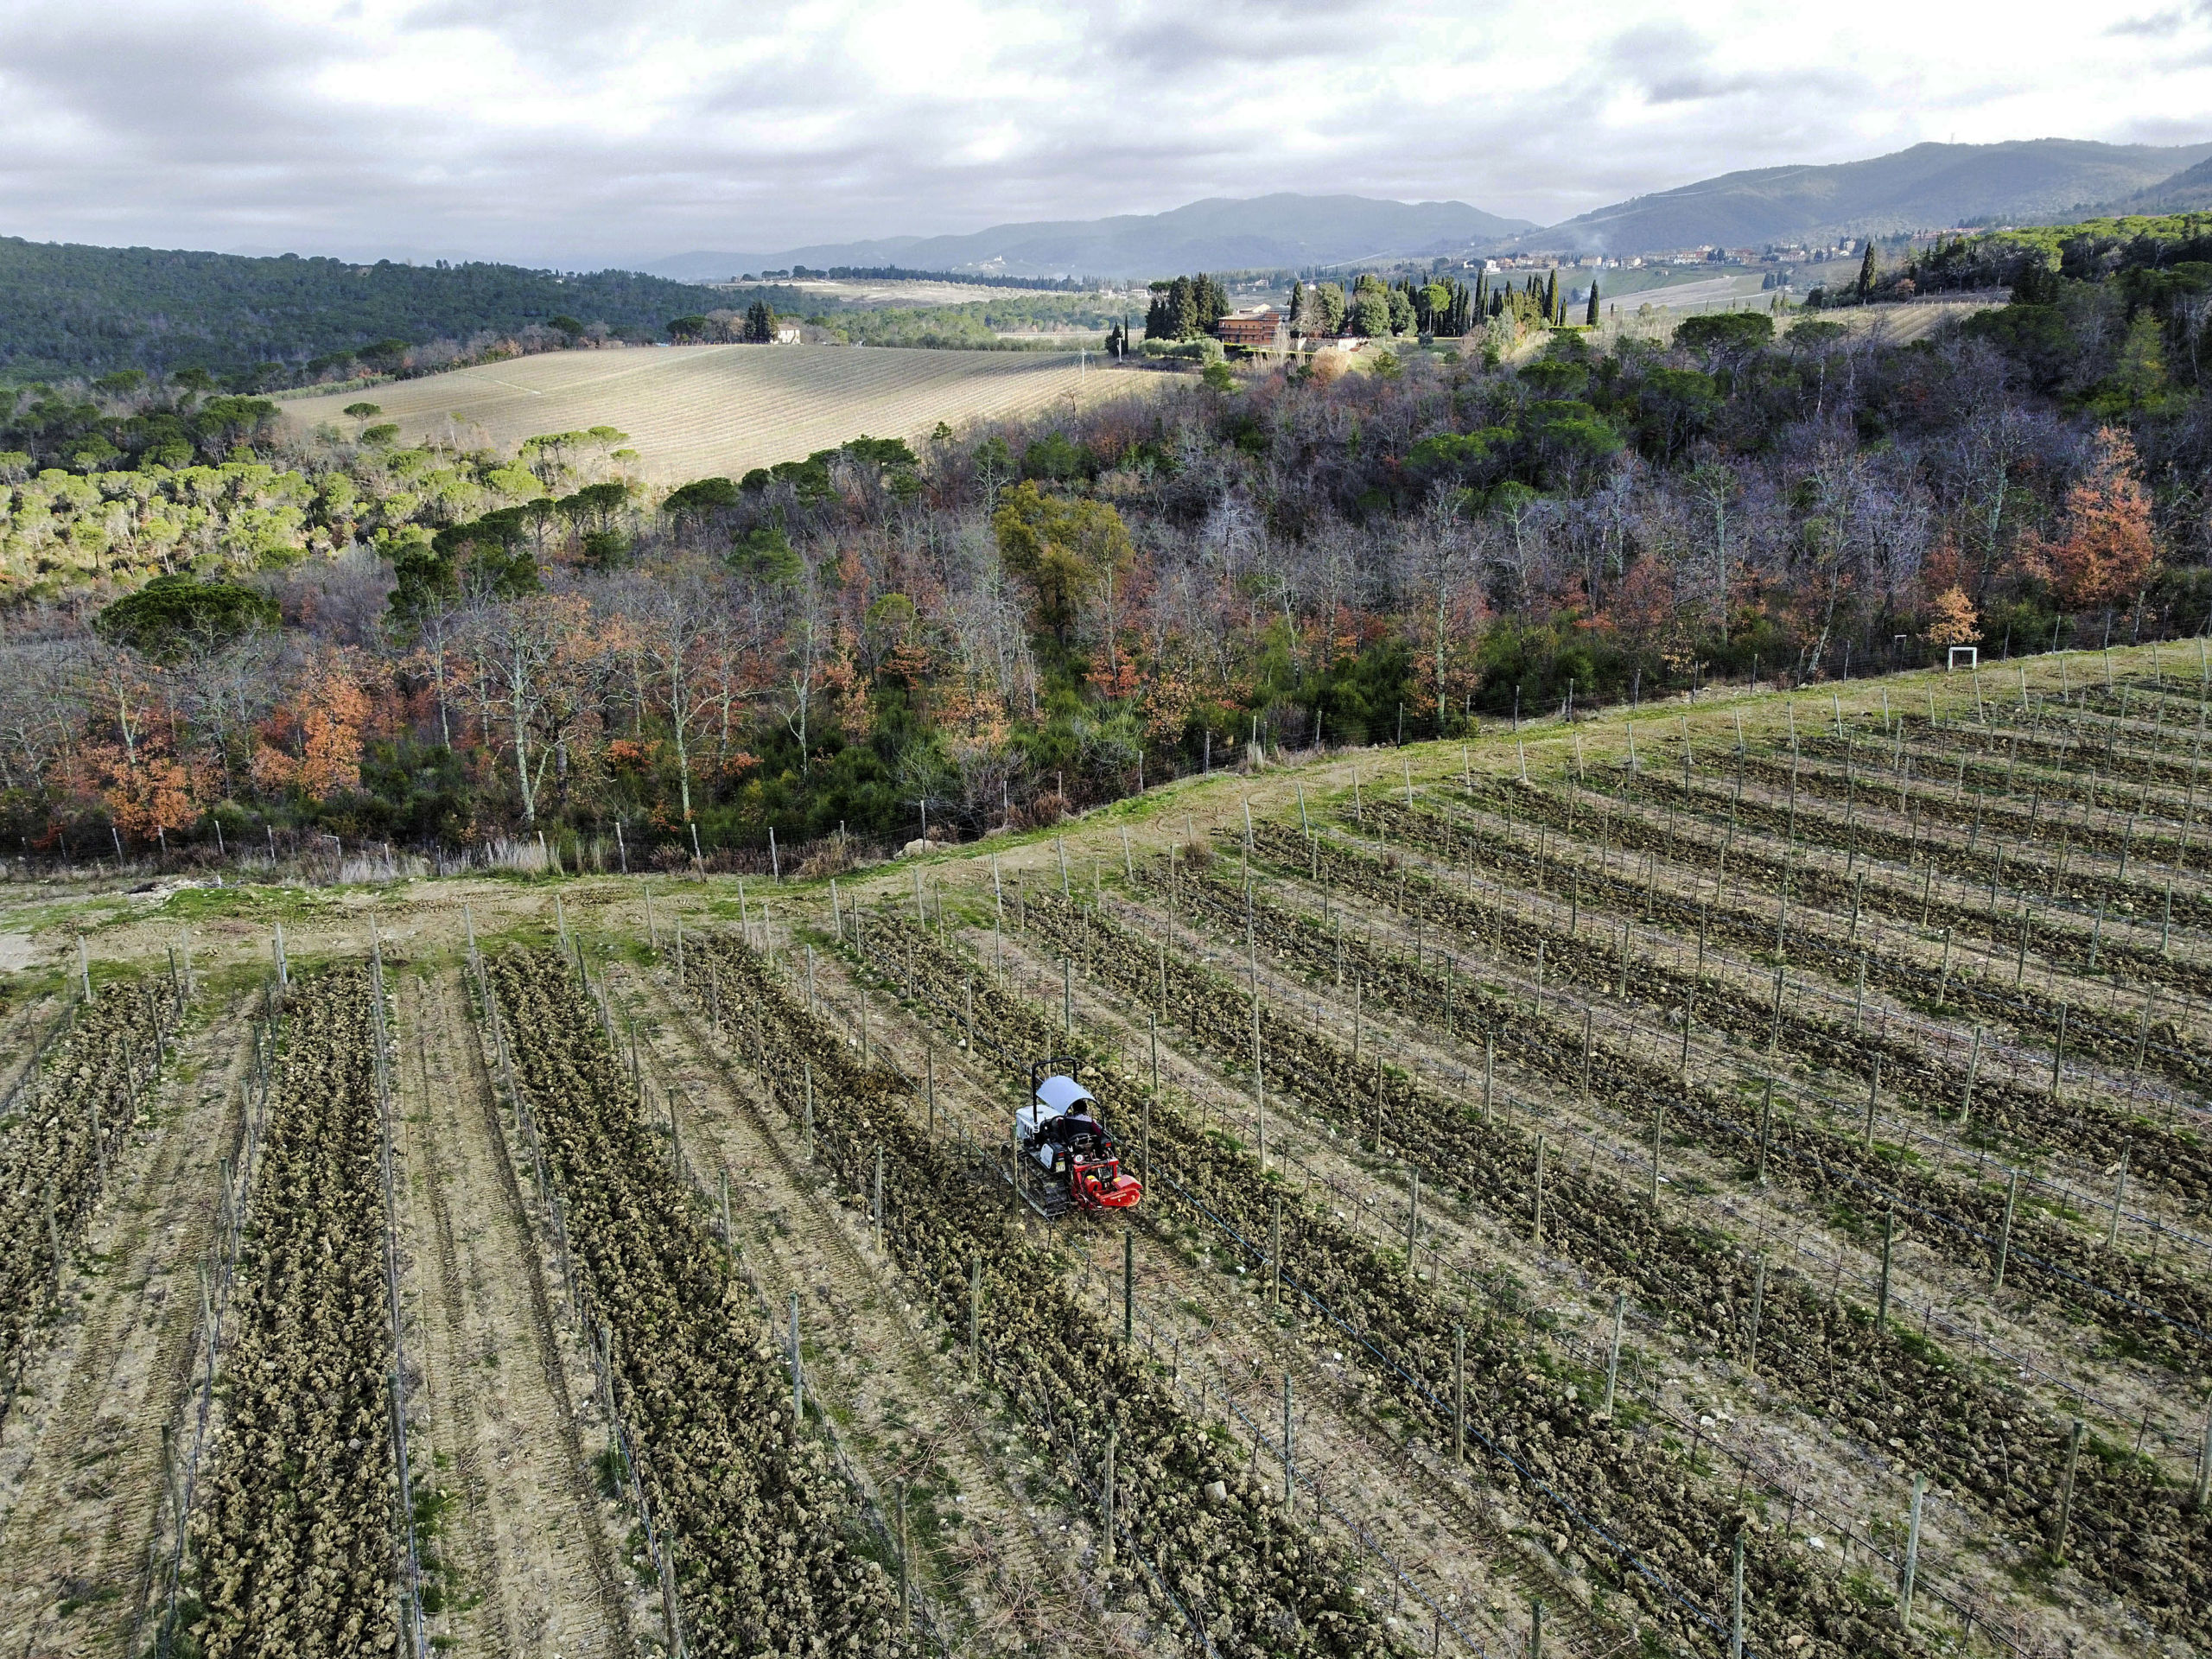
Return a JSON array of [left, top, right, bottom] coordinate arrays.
[[841, 908, 1866, 1659], [805, 934, 1607, 1659], [617, 950, 1145, 1658], [439, 963, 636, 1657], [0, 990, 243, 1658]]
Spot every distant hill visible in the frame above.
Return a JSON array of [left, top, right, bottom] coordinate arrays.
[[0, 238, 731, 384], [2100, 154, 2212, 215], [1512, 140, 2212, 254], [647, 194, 1537, 282]]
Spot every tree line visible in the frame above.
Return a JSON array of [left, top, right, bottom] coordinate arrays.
[[0, 225, 2202, 866]]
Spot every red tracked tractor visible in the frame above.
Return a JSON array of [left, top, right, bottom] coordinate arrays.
[[1012, 1058, 1141, 1221]]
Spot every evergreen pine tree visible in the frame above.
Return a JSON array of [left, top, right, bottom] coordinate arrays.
[[1586, 280, 1599, 326], [1289, 281, 1306, 327]]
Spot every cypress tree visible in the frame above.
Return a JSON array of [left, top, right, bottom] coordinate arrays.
[[1586, 280, 1599, 326], [1289, 281, 1306, 327], [1856, 242, 1877, 302]]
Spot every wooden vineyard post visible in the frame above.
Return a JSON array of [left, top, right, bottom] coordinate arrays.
[[719, 1167, 734, 1265], [803, 1063, 815, 1157], [2050, 1002, 2068, 1097], [1649, 1098, 1664, 1203], [1102, 1427, 1116, 1567], [1877, 1208, 1896, 1330], [2053, 1419, 2085, 1560], [807, 944, 817, 1016], [45, 1178, 61, 1293], [1405, 1169, 1421, 1262], [1122, 825, 1134, 880], [1252, 1000, 1267, 1168], [873, 1146, 884, 1251], [968, 1254, 982, 1373], [1063, 959, 1072, 1039], [790, 1293, 804, 1423], [1862, 1061, 1880, 1153], [1482, 1035, 1495, 1122], [1530, 1599, 1543, 1659], [1532, 1135, 1546, 1251], [1148, 1015, 1159, 1098], [1995, 1168, 2019, 1288], [1746, 1256, 1766, 1374], [1580, 1011, 1594, 1103], [1960, 1027, 1982, 1127], [2106, 1143, 2131, 1249], [1899, 1472, 1925, 1631], [1452, 1325, 1466, 1463], [925, 1047, 936, 1140], [2195, 1399, 2212, 1511], [1755, 1077, 1775, 1185], [1602, 1294, 1624, 1417], [1730, 1530, 1745, 1659], [1268, 1193, 1282, 1311], [1281, 1372, 1294, 1505]]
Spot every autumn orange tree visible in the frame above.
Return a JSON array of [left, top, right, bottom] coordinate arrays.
[[2038, 427, 2157, 610]]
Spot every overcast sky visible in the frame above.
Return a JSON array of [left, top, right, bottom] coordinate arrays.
[[3, 0, 2209, 270]]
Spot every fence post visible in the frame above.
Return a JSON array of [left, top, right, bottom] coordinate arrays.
[[1995, 1168, 2019, 1289], [1746, 1256, 1766, 1374], [1532, 1135, 1546, 1250], [968, 1254, 982, 1373], [1453, 1325, 1465, 1463], [1960, 1027, 1982, 1127], [1730, 1529, 1745, 1659], [1281, 1372, 1294, 1504], [1102, 1427, 1117, 1567], [1602, 1294, 1624, 1417], [2195, 1397, 2212, 1510], [1898, 1472, 1925, 1630], [2105, 1143, 2131, 1249], [1123, 1230, 1135, 1340], [1755, 1077, 1774, 1185], [1877, 1208, 1896, 1330], [1268, 1193, 1282, 1311], [2053, 1419, 2084, 1560], [790, 1292, 804, 1423]]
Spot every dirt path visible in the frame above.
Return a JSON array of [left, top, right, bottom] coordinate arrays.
[[396, 964, 632, 1659], [602, 953, 1130, 1658], [0, 990, 247, 1657]]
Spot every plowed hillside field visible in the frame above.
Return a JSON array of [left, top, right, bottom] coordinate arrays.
[[283, 344, 1135, 482]]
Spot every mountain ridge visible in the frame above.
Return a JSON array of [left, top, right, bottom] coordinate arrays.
[[1507, 138, 2212, 253], [645, 194, 1537, 281]]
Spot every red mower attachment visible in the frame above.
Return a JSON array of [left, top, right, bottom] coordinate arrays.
[[1072, 1154, 1141, 1211]]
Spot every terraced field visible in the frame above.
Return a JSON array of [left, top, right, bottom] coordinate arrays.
[[0, 640, 2205, 1659], [283, 344, 1136, 483]]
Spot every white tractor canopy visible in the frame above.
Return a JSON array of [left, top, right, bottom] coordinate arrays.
[[1034, 1074, 1095, 1114], [1018, 1074, 1097, 1169]]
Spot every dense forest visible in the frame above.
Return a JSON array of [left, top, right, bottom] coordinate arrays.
[[0, 236, 779, 386], [0, 216, 2206, 868]]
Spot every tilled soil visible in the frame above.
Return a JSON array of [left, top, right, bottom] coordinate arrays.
[[0, 987, 245, 1658], [611, 952, 1136, 1658], [396, 966, 632, 1658]]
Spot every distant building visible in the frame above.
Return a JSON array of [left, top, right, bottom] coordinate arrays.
[[1215, 308, 1289, 354], [773, 326, 803, 344]]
